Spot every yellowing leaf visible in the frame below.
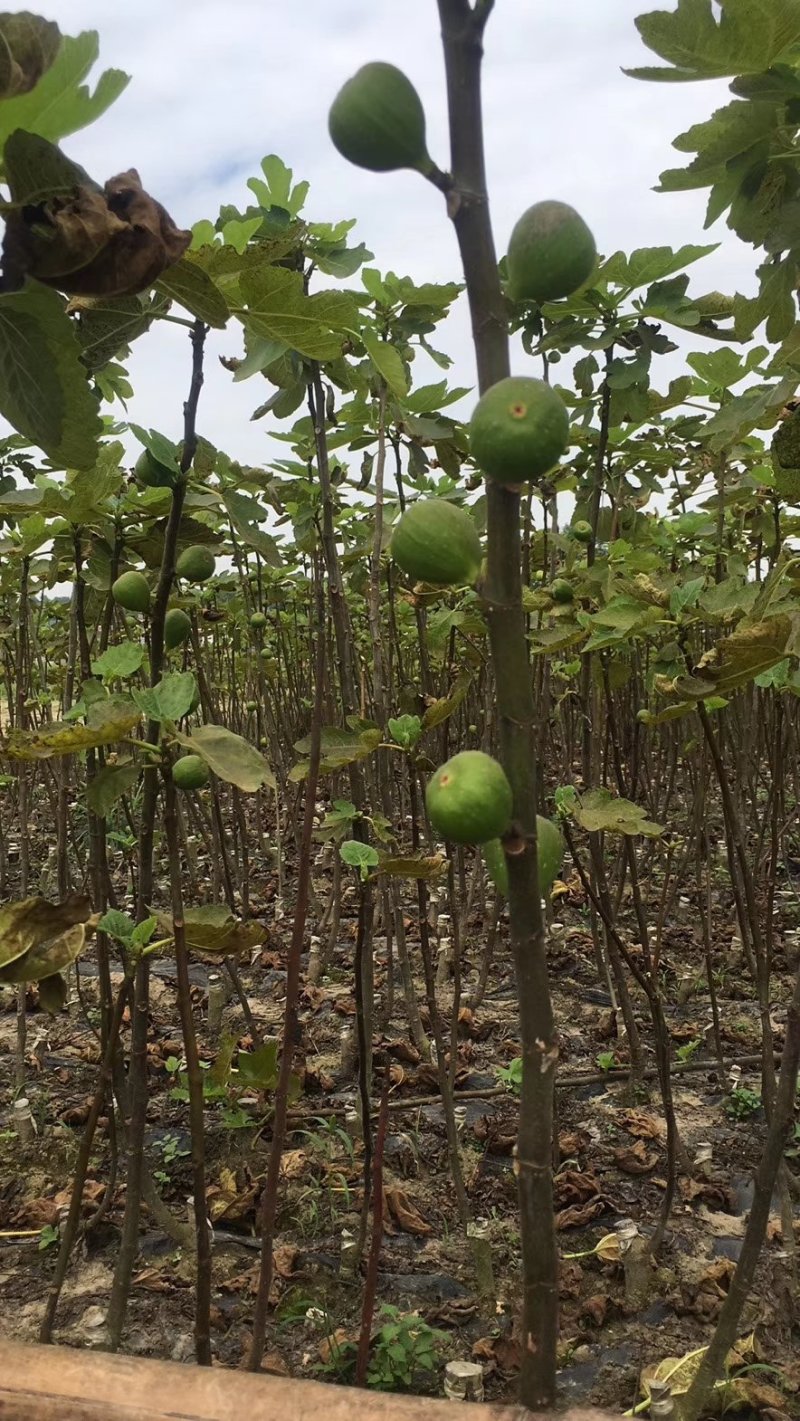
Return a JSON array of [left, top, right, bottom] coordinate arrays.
[[1, 695, 140, 760], [573, 788, 663, 838], [173, 723, 275, 792], [0, 893, 92, 972]]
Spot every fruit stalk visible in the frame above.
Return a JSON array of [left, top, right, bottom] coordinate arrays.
[[435, 0, 558, 1406]]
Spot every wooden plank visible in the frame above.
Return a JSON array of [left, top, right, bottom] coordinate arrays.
[[0, 1341, 615, 1421]]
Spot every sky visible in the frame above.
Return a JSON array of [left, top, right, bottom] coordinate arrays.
[[31, 0, 759, 468]]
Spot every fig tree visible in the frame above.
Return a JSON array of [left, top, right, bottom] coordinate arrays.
[[506, 200, 596, 305], [328, 62, 431, 174], [426, 750, 512, 845], [112, 570, 151, 614], [176, 545, 215, 583], [469, 376, 569, 485], [391, 498, 482, 586]]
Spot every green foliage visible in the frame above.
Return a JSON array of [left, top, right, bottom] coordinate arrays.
[[339, 839, 380, 880], [0, 30, 128, 152], [629, 0, 800, 83], [725, 1086, 762, 1119], [497, 1056, 523, 1093], [387, 715, 422, 751], [0, 283, 103, 467], [366, 1305, 446, 1391], [560, 786, 664, 838], [38, 1223, 59, 1251], [172, 723, 275, 792], [133, 672, 197, 723]]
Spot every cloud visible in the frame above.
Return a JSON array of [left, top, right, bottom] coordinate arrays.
[[20, 1, 757, 462]]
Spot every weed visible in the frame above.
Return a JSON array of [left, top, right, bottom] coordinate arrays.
[[724, 1087, 761, 1120], [497, 1056, 522, 1093]]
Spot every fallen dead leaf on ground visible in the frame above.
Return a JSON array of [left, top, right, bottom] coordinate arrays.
[[614, 1140, 659, 1174], [557, 1198, 610, 1231], [578, 1293, 610, 1327], [620, 1109, 664, 1139], [384, 1185, 432, 1235]]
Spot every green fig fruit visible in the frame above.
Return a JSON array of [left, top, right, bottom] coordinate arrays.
[[570, 519, 593, 545], [483, 816, 564, 899], [550, 578, 574, 604], [506, 200, 596, 305], [426, 750, 512, 846], [176, 545, 215, 583], [164, 607, 192, 650], [469, 376, 570, 485], [135, 448, 176, 489], [391, 499, 482, 586], [329, 61, 431, 174], [172, 754, 209, 791], [112, 571, 151, 614]]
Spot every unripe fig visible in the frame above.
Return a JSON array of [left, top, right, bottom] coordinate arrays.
[[329, 62, 431, 174], [570, 519, 593, 545], [550, 578, 574, 604], [112, 571, 150, 614], [426, 750, 512, 846], [506, 200, 596, 305], [470, 376, 569, 485], [176, 545, 215, 583], [172, 754, 209, 791], [391, 499, 482, 586], [135, 448, 176, 489], [164, 607, 192, 650]]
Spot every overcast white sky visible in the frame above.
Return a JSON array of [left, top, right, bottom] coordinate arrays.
[[35, 1, 757, 466]]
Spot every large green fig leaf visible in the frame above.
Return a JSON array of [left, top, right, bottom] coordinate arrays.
[[85, 760, 140, 817], [155, 255, 230, 328], [0, 282, 102, 467], [240, 263, 357, 361], [154, 903, 266, 957], [290, 725, 380, 781], [628, 0, 800, 83], [221, 488, 282, 566], [0, 31, 128, 153]]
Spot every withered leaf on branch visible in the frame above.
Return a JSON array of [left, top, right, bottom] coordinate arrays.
[[0, 13, 61, 99], [2, 132, 190, 297]]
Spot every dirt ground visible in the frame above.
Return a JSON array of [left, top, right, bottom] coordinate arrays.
[[1, 859, 799, 1414]]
